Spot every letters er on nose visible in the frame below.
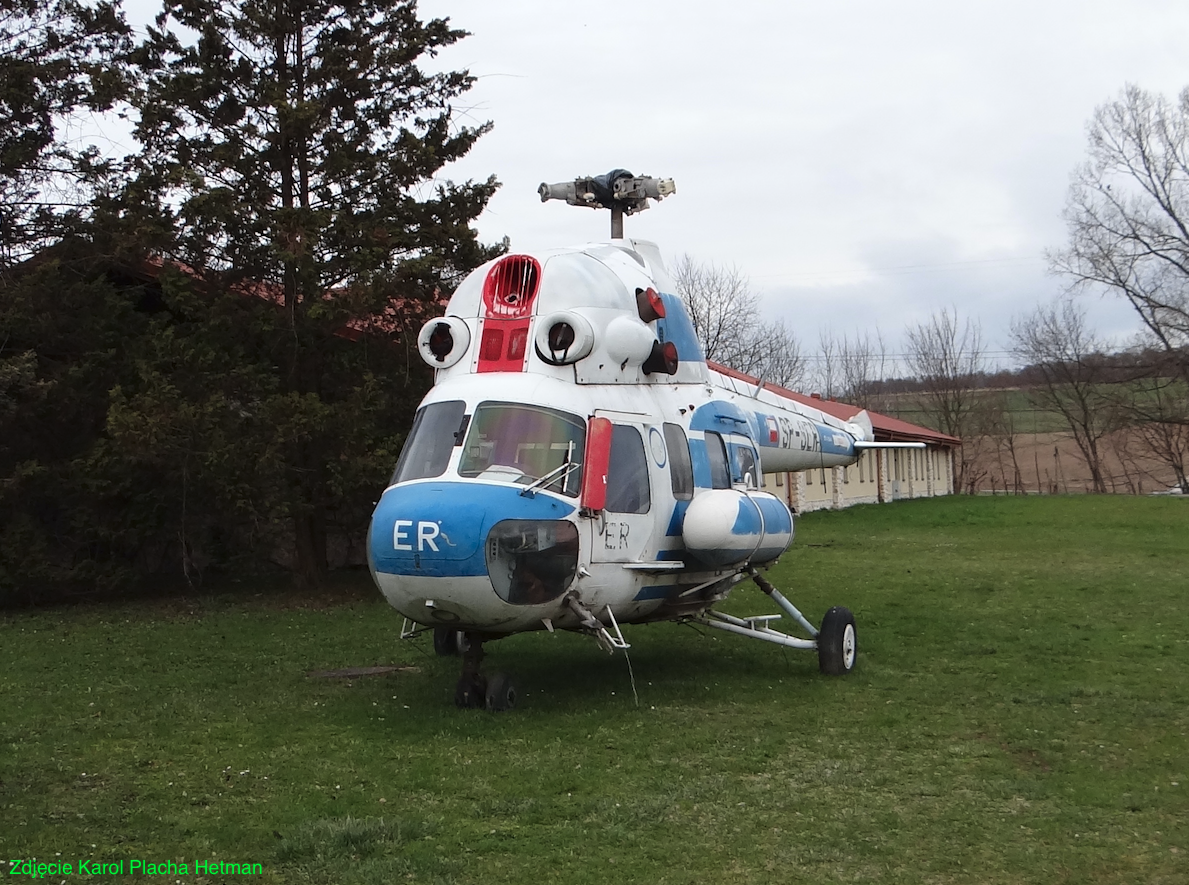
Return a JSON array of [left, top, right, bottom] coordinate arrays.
[[393, 519, 441, 551]]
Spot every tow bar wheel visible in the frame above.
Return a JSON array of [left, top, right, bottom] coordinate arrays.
[[818, 606, 857, 675]]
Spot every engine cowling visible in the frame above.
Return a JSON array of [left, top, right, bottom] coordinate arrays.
[[681, 489, 794, 568]]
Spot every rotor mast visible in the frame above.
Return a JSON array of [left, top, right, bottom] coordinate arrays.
[[538, 169, 676, 239]]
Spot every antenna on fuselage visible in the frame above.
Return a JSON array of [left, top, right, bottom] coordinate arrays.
[[538, 169, 676, 239]]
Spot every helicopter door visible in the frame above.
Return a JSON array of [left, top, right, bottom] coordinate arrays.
[[589, 423, 654, 563]]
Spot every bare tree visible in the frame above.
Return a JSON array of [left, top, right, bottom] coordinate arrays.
[[813, 329, 890, 410], [1010, 296, 1116, 493], [813, 330, 840, 399], [904, 307, 988, 490], [905, 308, 986, 435], [1052, 85, 1189, 379], [1132, 405, 1189, 493], [671, 254, 807, 388], [760, 319, 808, 390], [984, 391, 1027, 494], [1110, 355, 1189, 493]]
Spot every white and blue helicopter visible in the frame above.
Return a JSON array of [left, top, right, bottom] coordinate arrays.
[[367, 170, 920, 710]]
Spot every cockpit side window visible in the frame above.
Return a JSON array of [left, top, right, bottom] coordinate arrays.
[[705, 431, 731, 490], [391, 400, 466, 484], [736, 445, 759, 489], [605, 424, 651, 514], [663, 423, 694, 500]]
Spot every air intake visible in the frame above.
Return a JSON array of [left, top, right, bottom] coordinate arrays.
[[482, 255, 541, 319]]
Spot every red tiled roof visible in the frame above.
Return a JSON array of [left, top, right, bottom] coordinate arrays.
[[708, 360, 961, 447], [130, 257, 436, 339]]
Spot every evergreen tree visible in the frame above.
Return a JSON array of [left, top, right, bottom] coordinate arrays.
[[0, 255, 159, 602], [123, 0, 500, 585], [2, 1, 135, 602], [0, 0, 132, 265]]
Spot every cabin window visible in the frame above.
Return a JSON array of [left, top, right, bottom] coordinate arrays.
[[706, 431, 731, 490], [735, 446, 759, 489], [391, 400, 467, 484], [458, 402, 585, 496], [663, 423, 694, 501], [606, 425, 650, 513]]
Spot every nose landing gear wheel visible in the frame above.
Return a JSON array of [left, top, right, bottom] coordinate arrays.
[[818, 606, 857, 675]]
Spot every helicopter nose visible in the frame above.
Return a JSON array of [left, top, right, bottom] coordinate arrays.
[[368, 481, 578, 591]]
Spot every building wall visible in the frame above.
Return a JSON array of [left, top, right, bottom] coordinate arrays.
[[763, 445, 956, 513]]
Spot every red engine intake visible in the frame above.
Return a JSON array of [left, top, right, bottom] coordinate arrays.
[[478, 255, 541, 373]]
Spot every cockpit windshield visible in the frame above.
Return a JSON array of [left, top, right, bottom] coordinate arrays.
[[390, 400, 466, 485], [458, 402, 585, 497]]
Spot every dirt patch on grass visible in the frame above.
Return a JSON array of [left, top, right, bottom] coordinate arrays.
[[2, 568, 380, 620], [307, 665, 419, 678]]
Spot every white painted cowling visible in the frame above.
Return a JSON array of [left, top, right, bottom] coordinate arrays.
[[682, 489, 794, 568], [416, 315, 471, 369]]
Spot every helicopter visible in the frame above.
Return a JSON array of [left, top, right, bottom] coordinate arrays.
[[366, 170, 922, 710]]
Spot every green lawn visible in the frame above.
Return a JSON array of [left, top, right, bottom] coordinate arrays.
[[2, 496, 1187, 883]]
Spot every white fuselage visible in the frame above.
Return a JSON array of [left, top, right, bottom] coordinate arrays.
[[367, 241, 868, 636]]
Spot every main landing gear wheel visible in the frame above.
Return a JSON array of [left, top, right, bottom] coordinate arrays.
[[433, 627, 470, 657], [484, 673, 518, 712], [818, 606, 857, 675]]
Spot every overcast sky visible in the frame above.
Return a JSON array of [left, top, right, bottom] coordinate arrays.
[[116, 0, 1189, 369], [410, 0, 1189, 369]]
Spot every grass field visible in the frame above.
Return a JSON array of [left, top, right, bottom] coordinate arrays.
[[2, 496, 1187, 884], [882, 389, 1073, 435]]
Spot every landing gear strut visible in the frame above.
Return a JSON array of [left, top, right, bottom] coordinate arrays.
[[453, 634, 518, 711], [697, 569, 858, 674], [433, 627, 469, 657]]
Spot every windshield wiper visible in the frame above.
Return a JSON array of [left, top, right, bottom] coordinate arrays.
[[520, 441, 580, 497]]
